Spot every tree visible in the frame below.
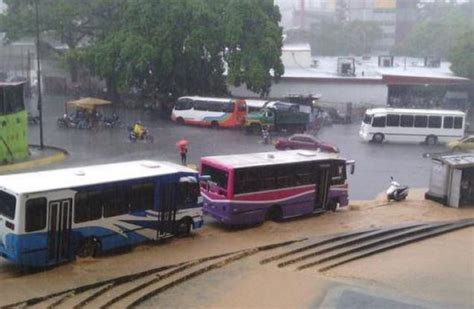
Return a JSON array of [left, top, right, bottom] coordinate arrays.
[[79, 0, 284, 98], [399, 2, 473, 58], [0, 0, 126, 82], [449, 30, 474, 80], [1, 0, 284, 98]]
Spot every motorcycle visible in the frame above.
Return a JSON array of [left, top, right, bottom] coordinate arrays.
[[386, 176, 409, 202], [57, 114, 80, 129], [103, 113, 122, 128], [128, 126, 154, 143]]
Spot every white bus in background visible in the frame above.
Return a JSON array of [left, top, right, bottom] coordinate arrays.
[[359, 108, 466, 145], [171, 96, 247, 128]]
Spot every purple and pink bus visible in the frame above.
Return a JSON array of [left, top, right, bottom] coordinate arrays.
[[200, 150, 355, 225]]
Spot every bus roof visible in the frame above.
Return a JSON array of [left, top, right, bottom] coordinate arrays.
[[178, 96, 240, 103], [201, 150, 342, 169], [0, 160, 197, 195], [366, 108, 465, 116]]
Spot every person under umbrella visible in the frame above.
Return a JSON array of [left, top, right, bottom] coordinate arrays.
[[176, 139, 189, 165]]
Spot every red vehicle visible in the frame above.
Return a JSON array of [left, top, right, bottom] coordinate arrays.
[[275, 134, 339, 153]]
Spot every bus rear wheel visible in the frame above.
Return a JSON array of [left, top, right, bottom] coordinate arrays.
[[267, 205, 282, 222], [425, 135, 438, 146], [372, 133, 384, 144]]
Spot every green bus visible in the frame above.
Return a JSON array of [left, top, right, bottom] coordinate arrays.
[[0, 82, 28, 164]]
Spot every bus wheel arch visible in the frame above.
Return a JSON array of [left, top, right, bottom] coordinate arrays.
[[176, 117, 185, 125], [267, 205, 283, 222], [327, 199, 338, 212], [77, 237, 101, 258], [210, 121, 219, 129], [372, 133, 384, 144], [175, 217, 193, 237], [425, 135, 438, 146]]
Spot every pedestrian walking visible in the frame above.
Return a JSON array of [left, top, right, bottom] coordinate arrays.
[[176, 139, 189, 166]]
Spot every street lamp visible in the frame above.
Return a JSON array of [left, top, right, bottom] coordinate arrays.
[[34, 0, 44, 149]]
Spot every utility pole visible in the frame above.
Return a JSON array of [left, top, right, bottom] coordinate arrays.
[[35, 0, 44, 149]]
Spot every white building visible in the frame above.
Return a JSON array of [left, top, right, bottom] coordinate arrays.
[[229, 44, 471, 107]]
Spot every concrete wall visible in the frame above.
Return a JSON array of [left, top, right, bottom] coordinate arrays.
[[229, 79, 388, 106]]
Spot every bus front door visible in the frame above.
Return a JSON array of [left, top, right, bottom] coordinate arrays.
[[47, 199, 73, 264], [314, 164, 330, 211], [157, 183, 177, 239]]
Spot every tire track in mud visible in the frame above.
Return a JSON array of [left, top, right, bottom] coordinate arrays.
[[2, 239, 304, 309], [259, 219, 474, 272]]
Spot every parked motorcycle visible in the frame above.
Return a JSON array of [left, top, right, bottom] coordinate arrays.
[[103, 113, 122, 128], [128, 126, 154, 143], [386, 176, 409, 202]]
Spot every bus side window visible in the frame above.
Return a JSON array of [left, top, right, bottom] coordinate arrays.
[[372, 116, 386, 127], [130, 183, 155, 212], [175, 99, 193, 111], [454, 117, 463, 129], [25, 198, 47, 232], [103, 187, 129, 218], [386, 114, 400, 127], [401, 115, 414, 127], [444, 116, 453, 129], [194, 100, 208, 111], [414, 115, 428, 128], [74, 191, 103, 223], [428, 116, 442, 128]]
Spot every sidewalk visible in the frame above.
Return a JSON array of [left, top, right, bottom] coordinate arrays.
[[0, 145, 68, 175]]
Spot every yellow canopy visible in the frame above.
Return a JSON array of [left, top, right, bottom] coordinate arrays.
[[66, 97, 111, 111]]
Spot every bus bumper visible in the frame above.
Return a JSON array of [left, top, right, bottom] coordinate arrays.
[[203, 204, 265, 226], [359, 130, 371, 141]]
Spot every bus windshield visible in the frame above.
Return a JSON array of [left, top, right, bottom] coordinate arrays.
[[363, 114, 372, 124], [201, 164, 229, 193]]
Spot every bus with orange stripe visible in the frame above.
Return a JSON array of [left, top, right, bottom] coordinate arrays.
[[171, 96, 247, 129]]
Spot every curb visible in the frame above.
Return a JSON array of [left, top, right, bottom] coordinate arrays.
[[0, 145, 69, 174]]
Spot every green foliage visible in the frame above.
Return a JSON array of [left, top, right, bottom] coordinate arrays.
[[309, 20, 382, 56], [1, 0, 283, 97], [399, 3, 473, 58], [449, 30, 474, 80]]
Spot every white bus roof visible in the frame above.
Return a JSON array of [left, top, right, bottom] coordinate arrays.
[[178, 96, 239, 103], [0, 160, 197, 195], [245, 99, 269, 109], [365, 108, 465, 116], [202, 150, 342, 169]]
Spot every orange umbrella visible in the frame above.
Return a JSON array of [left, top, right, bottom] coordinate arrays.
[[176, 139, 189, 149]]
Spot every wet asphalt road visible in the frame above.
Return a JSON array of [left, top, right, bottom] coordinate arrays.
[[27, 95, 446, 200]]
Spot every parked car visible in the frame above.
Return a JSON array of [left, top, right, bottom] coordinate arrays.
[[447, 135, 474, 151], [274, 134, 339, 153]]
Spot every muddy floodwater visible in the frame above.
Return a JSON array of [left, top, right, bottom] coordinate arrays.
[[0, 191, 473, 308]]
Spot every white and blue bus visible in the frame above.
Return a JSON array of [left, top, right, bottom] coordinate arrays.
[[0, 160, 203, 267]]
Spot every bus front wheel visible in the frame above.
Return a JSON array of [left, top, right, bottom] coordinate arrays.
[[175, 218, 192, 237], [425, 135, 438, 146], [176, 117, 185, 125], [372, 133, 384, 144], [77, 237, 101, 258]]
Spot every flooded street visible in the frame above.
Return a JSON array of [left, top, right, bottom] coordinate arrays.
[[27, 95, 445, 200]]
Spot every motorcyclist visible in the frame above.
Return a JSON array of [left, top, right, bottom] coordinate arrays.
[[132, 121, 146, 139]]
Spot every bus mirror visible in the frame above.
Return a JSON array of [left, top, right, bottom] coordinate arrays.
[[199, 175, 211, 182], [199, 175, 211, 192], [346, 160, 355, 174], [179, 176, 197, 183]]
